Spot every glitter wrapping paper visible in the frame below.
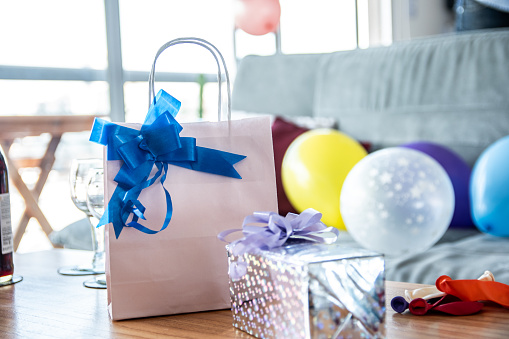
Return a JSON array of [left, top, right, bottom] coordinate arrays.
[[228, 241, 385, 339]]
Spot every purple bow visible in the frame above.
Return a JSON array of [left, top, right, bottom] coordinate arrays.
[[218, 208, 339, 257], [218, 209, 339, 279]]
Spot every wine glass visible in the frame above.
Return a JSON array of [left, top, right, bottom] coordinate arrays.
[[83, 168, 107, 289], [57, 159, 105, 276]]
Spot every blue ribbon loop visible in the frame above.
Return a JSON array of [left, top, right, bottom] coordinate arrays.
[[90, 89, 246, 238]]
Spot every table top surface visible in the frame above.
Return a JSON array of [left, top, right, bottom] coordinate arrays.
[[1, 249, 508, 339]]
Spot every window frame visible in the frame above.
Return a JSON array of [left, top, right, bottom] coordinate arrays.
[[0, 0, 386, 121]]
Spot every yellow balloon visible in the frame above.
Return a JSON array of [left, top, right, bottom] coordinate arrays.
[[281, 129, 367, 230]]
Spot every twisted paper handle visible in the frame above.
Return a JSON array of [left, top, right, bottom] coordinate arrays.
[[148, 37, 231, 121]]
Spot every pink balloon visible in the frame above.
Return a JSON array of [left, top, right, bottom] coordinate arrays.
[[236, 0, 281, 36]]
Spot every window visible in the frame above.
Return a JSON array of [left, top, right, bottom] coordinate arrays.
[[118, 0, 236, 122], [0, 0, 371, 252], [1, 0, 367, 120], [0, 0, 108, 116], [279, 0, 358, 54]]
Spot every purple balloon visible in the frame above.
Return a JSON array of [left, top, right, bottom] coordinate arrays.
[[401, 141, 473, 228]]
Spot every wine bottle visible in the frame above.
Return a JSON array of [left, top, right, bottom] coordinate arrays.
[[0, 146, 14, 283]]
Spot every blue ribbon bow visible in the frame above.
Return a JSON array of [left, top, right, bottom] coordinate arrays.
[[89, 89, 246, 238]]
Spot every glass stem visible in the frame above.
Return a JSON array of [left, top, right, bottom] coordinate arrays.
[[88, 216, 105, 272]]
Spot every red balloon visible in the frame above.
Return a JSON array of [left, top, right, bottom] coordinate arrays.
[[235, 0, 281, 36]]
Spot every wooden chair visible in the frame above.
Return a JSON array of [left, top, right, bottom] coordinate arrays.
[[0, 115, 103, 251]]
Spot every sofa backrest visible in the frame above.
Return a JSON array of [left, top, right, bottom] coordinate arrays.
[[232, 54, 322, 117], [232, 29, 509, 165], [314, 29, 509, 165]]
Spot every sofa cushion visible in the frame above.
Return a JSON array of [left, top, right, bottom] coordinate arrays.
[[314, 29, 509, 166]]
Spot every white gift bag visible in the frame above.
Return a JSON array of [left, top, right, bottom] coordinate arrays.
[[91, 38, 278, 320]]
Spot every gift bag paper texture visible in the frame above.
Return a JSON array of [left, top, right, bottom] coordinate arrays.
[[104, 116, 278, 320], [228, 242, 385, 339]]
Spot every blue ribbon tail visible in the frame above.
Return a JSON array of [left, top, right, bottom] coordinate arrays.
[[169, 146, 246, 179], [104, 162, 173, 237], [99, 185, 130, 239], [126, 181, 173, 234], [97, 204, 110, 229]]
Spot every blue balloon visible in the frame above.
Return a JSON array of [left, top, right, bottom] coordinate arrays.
[[470, 136, 509, 236]]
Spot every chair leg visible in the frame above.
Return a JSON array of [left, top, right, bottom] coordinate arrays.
[[13, 136, 61, 251], [1, 138, 59, 251]]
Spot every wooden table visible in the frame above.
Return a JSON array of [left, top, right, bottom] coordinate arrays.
[[1, 249, 508, 338], [0, 115, 100, 250]]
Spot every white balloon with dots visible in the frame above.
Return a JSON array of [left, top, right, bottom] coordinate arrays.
[[340, 147, 455, 257]]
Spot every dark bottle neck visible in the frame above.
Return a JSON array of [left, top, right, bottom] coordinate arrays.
[[0, 148, 8, 194]]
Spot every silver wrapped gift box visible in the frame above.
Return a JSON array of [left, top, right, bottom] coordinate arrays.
[[227, 240, 385, 339]]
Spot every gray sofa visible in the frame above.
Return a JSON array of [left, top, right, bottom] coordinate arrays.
[[231, 28, 509, 285]]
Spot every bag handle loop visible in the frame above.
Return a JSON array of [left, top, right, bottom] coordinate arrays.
[[148, 37, 231, 121]]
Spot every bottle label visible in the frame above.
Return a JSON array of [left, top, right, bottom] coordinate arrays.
[[0, 193, 13, 254]]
